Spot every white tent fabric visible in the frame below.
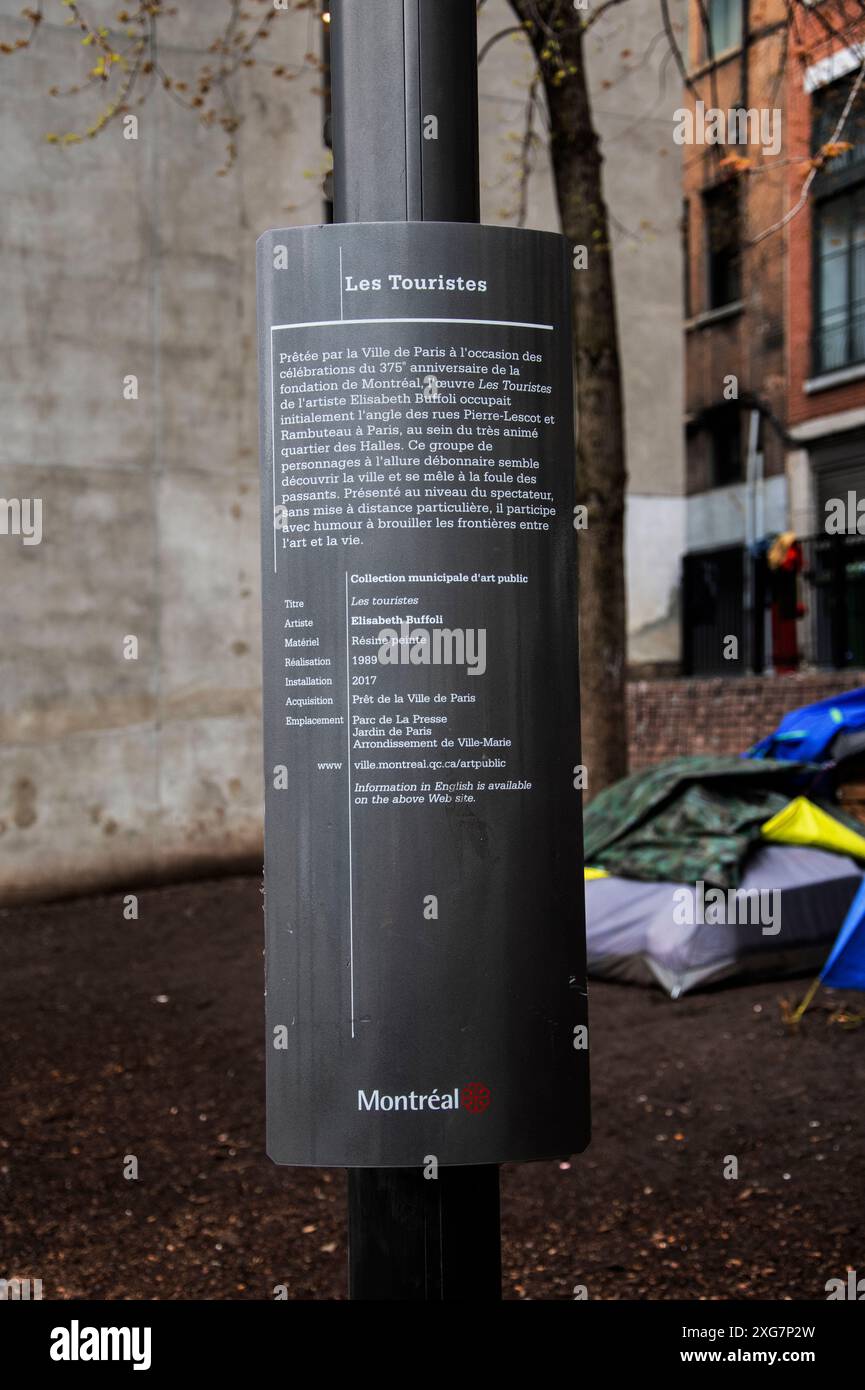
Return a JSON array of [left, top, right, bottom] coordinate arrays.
[[585, 844, 863, 996]]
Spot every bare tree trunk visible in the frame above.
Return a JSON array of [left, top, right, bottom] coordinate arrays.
[[508, 0, 628, 795]]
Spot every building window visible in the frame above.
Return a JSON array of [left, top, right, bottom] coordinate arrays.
[[704, 179, 741, 309], [812, 73, 865, 375], [707, 404, 743, 487], [814, 189, 865, 374], [812, 72, 865, 181], [704, 0, 742, 60], [682, 545, 746, 676]]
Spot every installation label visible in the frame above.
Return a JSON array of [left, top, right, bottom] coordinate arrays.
[[257, 221, 589, 1166]]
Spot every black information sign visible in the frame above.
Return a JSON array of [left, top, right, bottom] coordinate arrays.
[[257, 221, 589, 1167]]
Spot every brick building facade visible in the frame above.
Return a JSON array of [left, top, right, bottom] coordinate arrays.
[[679, 0, 865, 678]]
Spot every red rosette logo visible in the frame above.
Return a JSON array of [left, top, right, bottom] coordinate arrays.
[[461, 1082, 491, 1114]]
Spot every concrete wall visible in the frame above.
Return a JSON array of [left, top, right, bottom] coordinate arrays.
[[685, 474, 787, 552], [584, 5, 686, 666], [0, 0, 684, 901]]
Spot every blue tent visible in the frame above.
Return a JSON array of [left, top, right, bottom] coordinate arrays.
[[746, 688, 865, 991], [747, 686, 865, 764], [822, 877, 865, 990]]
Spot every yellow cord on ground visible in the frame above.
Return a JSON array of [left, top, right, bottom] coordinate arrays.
[[790, 975, 821, 1024]]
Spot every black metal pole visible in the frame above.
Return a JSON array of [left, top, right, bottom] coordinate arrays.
[[831, 534, 849, 669], [348, 1164, 501, 1301], [330, 0, 501, 1301], [331, 0, 479, 225], [752, 551, 765, 675]]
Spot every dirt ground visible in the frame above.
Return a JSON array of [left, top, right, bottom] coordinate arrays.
[[2, 875, 863, 1301]]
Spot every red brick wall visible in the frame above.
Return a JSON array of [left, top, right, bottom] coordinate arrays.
[[627, 671, 865, 770], [786, 12, 865, 428], [681, 5, 789, 487]]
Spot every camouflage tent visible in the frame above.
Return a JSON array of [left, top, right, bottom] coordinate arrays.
[[583, 753, 865, 994], [583, 756, 816, 889]]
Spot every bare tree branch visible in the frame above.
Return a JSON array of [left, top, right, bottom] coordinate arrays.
[[478, 24, 525, 64], [659, 0, 700, 99], [750, 50, 865, 245], [515, 72, 540, 226], [582, 0, 632, 33]]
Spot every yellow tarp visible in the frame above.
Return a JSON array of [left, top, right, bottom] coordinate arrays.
[[584, 866, 609, 881], [761, 796, 865, 861]]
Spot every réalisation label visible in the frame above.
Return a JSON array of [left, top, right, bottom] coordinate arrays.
[[257, 221, 589, 1167]]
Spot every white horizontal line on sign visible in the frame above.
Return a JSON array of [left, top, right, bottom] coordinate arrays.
[[270, 317, 555, 331]]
